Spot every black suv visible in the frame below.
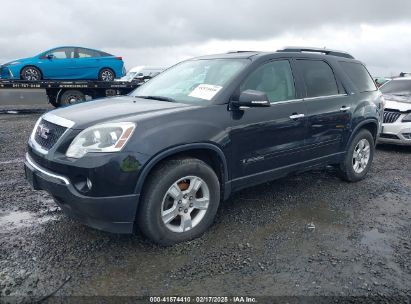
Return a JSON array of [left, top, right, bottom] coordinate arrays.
[[25, 47, 383, 245]]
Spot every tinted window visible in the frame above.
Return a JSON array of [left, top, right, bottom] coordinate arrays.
[[47, 47, 75, 59], [340, 62, 376, 92], [99, 51, 112, 57], [241, 60, 296, 102], [77, 48, 100, 58], [299, 60, 339, 97]]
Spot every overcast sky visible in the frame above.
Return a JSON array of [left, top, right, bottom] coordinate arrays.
[[1, 0, 410, 77]]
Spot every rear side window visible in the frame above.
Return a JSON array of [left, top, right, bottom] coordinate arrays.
[[340, 62, 376, 92], [298, 60, 339, 98], [77, 48, 100, 58]]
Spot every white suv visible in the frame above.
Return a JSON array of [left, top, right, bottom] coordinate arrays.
[[378, 78, 411, 145]]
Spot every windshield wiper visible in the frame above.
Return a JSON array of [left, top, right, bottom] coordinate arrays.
[[135, 95, 176, 102]]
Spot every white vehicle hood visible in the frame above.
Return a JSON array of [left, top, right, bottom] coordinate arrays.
[[383, 94, 411, 112]]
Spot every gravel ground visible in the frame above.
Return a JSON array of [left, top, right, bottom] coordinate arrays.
[[0, 113, 410, 302]]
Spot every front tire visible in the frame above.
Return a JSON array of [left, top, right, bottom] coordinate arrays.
[[20, 66, 42, 81], [338, 129, 374, 182], [98, 68, 115, 81], [137, 158, 220, 246]]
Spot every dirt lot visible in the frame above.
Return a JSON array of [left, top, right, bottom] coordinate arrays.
[[0, 112, 410, 302]]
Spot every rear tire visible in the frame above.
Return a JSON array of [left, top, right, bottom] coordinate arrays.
[[20, 66, 42, 81], [338, 129, 374, 182], [98, 68, 115, 81], [59, 90, 86, 106], [137, 158, 220, 246]]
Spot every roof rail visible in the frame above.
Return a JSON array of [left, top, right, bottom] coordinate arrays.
[[226, 50, 258, 53], [277, 47, 355, 59]]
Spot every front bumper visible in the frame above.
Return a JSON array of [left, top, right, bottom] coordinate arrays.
[[378, 121, 411, 146], [0, 65, 15, 79], [24, 153, 140, 233]]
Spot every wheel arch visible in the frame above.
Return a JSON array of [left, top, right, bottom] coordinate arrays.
[[347, 119, 379, 150], [134, 143, 230, 200]]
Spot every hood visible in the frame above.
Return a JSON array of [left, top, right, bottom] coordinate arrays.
[[50, 96, 196, 129], [2, 57, 33, 66], [383, 94, 411, 112]]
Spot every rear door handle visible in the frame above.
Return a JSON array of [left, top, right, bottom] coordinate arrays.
[[289, 113, 305, 120], [340, 106, 351, 111]]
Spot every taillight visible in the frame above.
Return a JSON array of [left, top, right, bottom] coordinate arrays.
[[116, 57, 123, 60]]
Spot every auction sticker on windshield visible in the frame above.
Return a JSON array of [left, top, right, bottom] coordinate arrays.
[[189, 84, 222, 100]]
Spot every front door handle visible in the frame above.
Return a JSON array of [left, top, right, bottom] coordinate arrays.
[[340, 106, 351, 111], [289, 113, 305, 120]]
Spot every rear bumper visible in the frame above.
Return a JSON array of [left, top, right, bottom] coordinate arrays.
[[24, 153, 140, 234], [378, 121, 411, 146]]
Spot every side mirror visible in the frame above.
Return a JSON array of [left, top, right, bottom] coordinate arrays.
[[46, 54, 55, 60], [231, 89, 270, 109]]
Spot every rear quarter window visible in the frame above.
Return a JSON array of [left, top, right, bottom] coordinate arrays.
[[340, 62, 376, 92], [99, 51, 113, 57]]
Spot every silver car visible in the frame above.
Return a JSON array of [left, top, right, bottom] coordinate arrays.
[[378, 77, 411, 145]]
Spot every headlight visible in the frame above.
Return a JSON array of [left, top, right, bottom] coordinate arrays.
[[66, 122, 136, 158], [402, 113, 411, 122]]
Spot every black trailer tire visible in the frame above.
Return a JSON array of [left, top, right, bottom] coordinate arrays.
[[20, 66, 42, 81], [59, 90, 86, 106], [98, 68, 115, 81], [137, 157, 220, 246], [338, 129, 375, 182]]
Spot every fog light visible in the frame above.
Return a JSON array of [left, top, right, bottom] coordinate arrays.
[[86, 178, 93, 189], [73, 176, 92, 193], [402, 133, 411, 139]]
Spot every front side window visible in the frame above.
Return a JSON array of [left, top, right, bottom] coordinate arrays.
[[131, 59, 249, 104], [47, 47, 75, 59], [240, 60, 296, 102], [340, 62, 376, 92], [298, 60, 339, 98]]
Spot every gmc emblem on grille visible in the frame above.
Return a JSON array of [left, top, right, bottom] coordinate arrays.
[[37, 124, 50, 139]]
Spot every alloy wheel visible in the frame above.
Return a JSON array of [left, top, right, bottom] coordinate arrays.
[[352, 138, 371, 174], [24, 68, 40, 81], [101, 70, 114, 81], [161, 176, 210, 233]]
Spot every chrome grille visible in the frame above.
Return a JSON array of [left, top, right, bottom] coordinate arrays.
[[383, 111, 401, 124], [34, 119, 67, 150]]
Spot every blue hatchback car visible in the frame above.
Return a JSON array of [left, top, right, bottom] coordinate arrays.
[[0, 46, 125, 81]]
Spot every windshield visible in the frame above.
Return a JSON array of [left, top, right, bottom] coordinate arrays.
[[130, 59, 249, 104], [380, 79, 411, 96]]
